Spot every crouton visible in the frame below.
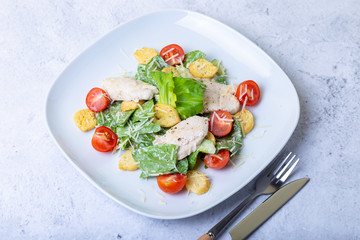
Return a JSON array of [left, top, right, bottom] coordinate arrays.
[[153, 103, 181, 128], [188, 58, 218, 78], [73, 109, 97, 132], [133, 47, 159, 64], [234, 108, 254, 135], [161, 67, 180, 77], [119, 149, 138, 171], [185, 170, 210, 195], [205, 131, 216, 145], [121, 100, 145, 112]]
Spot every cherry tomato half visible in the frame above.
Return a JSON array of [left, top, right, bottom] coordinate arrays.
[[235, 80, 260, 106], [91, 126, 117, 152], [86, 87, 110, 112], [157, 173, 187, 194], [204, 149, 230, 169], [209, 110, 233, 137], [160, 44, 185, 66]]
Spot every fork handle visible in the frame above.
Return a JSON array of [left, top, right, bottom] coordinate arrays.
[[199, 192, 260, 240]]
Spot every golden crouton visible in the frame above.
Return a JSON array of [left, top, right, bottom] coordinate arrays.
[[205, 131, 216, 145], [133, 47, 159, 64], [162, 67, 180, 77], [188, 59, 218, 78], [121, 100, 145, 112], [234, 108, 254, 135], [153, 103, 181, 128], [73, 109, 97, 132], [186, 170, 210, 195], [119, 149, 138, 171]]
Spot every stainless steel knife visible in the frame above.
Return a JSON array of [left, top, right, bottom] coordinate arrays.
[[229, 178, 310, 240]]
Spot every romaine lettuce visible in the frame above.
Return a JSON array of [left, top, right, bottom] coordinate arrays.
[[135, 55, 169, 86], [151, 72, 177, 108], [132, 144, 178, 178], [173, 77, 204, 119], [96, 101, 135, 131], [184, 50, 206, 68], [211, 59, 227, 84], [188, 139, 216, 170], [131, 99, 155, 122], [216, 117, 243, 156]]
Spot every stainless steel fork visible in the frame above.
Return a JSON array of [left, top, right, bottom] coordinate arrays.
[[198, 152, 300, 240]]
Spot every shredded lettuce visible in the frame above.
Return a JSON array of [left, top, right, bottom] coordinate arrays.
[[184, 50, 206, 68], [173, 77, 204, 119], [132, 144, 178, 178], [151, 72, 177, 108]]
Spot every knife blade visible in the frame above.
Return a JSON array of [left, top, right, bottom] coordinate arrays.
[[229, 178, 310, 240]]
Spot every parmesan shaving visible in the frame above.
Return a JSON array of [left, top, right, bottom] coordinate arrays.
[[156, 192, 165, 198], [161, 48, 175, 56], [159, 200, 167, 205], [138, 189, 146, 203], [120, 48, 131, 60], [155, 107, 168, 113], [241, 96, 248, 112], [255, 125, 272, 128], [165, 53, 179, 63]]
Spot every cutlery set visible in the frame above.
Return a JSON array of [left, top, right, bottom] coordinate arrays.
[[199, 152, 309, 240]]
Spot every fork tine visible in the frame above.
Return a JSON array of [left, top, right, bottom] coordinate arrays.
[[278, 157, 300, 183], [267, 152, 292, 177], [270, 152, 292, 175], [274, 153, 296, 179]]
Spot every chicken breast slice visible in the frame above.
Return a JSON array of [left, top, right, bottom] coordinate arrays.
[[201, 80, 240, 114], [102, 77, 158, 102], [153, 116, 209, 160]]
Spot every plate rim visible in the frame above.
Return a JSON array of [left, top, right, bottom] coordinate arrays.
[[45, 8, 300, 219]]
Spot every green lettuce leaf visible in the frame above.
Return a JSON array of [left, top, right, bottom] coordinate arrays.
[[173, 77, 204, 119], [134, 64, 148, 84], [188, 139, 216, 170], [176, 159, 189, 174], [175, 65, 194, 78], [132, 144, 178, 178], [116, 120, 161, 137], [134, 133, 155, 149], [135, 55, 169, 86], [216, 117, 243, 156], [96, 102, 135, 131], [131, 100, 155, 122], [211, 59, 227, 84], [184, 50, 206, 68], [151, 72, 177, 108]]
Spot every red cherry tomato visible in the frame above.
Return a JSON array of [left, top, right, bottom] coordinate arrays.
[[209, 110, 233, 137], [157, 173, 187, 194], [91, 126, 117, 152], [86, 87, 110, 112], [204, 149, 230, 169], [159, 44, 185, 66], [235, 80, 260, 106]]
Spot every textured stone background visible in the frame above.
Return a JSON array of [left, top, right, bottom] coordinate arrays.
[[1, 0, 360, 239]]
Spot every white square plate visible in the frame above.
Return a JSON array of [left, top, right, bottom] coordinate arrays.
[[46, 9, 299, 219]]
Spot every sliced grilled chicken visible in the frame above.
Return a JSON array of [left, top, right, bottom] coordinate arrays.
[[102, 77, 158, 102], [202, 80, 240, 114], [153, 116, 209, 160]]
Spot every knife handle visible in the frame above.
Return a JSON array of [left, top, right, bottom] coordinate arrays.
[[198, 233, 212, 240]]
